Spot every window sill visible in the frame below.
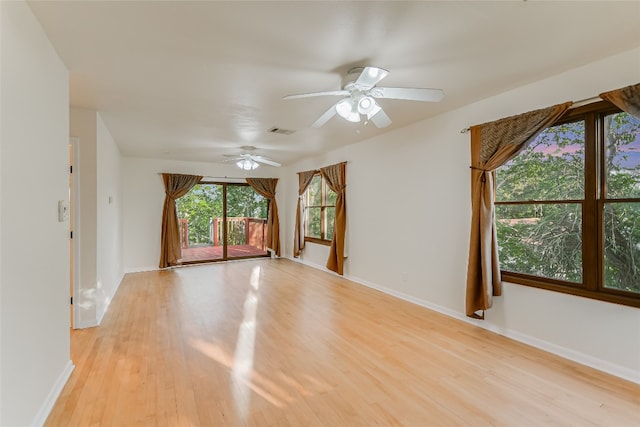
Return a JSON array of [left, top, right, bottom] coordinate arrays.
[[501, 272, 640, 309], [304, 237, 331, 247]]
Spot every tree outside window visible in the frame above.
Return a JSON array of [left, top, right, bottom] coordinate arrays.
[[304, 174, 336, 243], [495, 102, 639, 306]]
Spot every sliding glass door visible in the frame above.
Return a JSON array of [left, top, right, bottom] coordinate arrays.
[[176, 182, 269, 264]]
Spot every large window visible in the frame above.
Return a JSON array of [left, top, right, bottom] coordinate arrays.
[[304, 173, 337, 244], [175, 182, 269, 263], [495, 102, 640, 307]]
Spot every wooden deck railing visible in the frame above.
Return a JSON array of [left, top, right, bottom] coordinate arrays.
[[179, 217, 266, 250]]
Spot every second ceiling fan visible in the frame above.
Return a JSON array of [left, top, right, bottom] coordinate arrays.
[[283, 66, 444, 128], [223, 153, 281, 170]]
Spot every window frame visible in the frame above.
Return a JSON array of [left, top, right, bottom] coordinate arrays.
[[304, 173, 336, 246], [496, 101, 640, 308], [176, 180, 271, 263]]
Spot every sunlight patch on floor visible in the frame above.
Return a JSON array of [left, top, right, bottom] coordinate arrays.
[[190, 339, 233, 370], [232, 265, 261, 418]]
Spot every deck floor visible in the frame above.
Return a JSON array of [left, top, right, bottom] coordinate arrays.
[[180, 244, 267, 262]]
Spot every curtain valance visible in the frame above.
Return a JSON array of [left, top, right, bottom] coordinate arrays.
[[600, 83, 640, 119]]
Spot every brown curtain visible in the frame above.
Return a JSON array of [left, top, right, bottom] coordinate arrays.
[[320, 162, 347, 275], [600, 83, 640, 119], [246, 178, 281, 257], [465, 102, 572, 319], [293, 170, 318, 258], [159, 173, 202, 268]]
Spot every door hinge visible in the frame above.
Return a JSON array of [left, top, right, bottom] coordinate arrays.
[[70, 297, 73, 305], [70, 231, 73, 239], [70, 165, 73, 173]]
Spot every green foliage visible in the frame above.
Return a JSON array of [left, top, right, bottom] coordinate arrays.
[[304, 174, 337, 240], [496, 204, 582, 283], [176, 184, 267, 246], [497, 120, 585, 201], [496, 112, 640, 293], [603, 203, 640, 292], [306, 207, 321, 238], [307, 175, 322, 206], [176, 184, 222, 245], [226, 185, 268, 218], [326, 207, 335, 240]]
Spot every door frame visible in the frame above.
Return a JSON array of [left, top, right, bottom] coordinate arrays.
[[70, 137, 81, 329], [178, 181, 270, 264]]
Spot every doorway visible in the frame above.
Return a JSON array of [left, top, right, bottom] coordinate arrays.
[[69, 137, 80, 329], [176, 182, 269, 263]]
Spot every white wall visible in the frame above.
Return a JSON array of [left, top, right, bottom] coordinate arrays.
[[70, 109, 124, 327], [96, 114, 124, 323], [122, 157, 284, 272], [0, 1, 73, 425], [70, 108, 98, 327], [281, 48, 640, 383]]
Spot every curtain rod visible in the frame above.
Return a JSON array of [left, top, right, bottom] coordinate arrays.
[[459, 95, 603, 134], [157, 173, 248, 180], [201, 176, 248, 181]]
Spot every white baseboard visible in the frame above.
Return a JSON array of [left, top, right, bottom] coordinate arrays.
[[31, 360, 75, 427], [286, 257, 639, 385], [125, 265, 158, 274], [486, 324, 640, 384], [74, 319, 99, 329], [348, 273, 640, 384], [75, 272, 126, 329]]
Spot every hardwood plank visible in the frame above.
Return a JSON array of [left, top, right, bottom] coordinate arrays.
[[46, 259, 640, 426]]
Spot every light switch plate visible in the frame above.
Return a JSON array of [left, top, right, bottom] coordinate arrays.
[[58, 200, 69, 222]]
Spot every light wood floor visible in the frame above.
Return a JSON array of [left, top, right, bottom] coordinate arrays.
[[47, 259, 639, 426]]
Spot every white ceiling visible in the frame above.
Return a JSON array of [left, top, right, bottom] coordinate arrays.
[[28, 1, 640, 166]]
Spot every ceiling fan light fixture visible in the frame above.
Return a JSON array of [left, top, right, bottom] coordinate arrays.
[[357, 96, 372, 112], [367, 103, 382, 120], [335, 98, 360, 123], [236, 159, 259, 170], [358, 96, 381, 118]]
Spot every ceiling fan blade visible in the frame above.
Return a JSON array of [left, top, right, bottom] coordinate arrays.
[[355, 67, 389, 89], [372, 87, 444, 102], [369, 108, 392, 128], [253, 156, 281, 167], [312, 102, 339, 128], [283, 90, 350, 100], [222, 156, 244, 163]]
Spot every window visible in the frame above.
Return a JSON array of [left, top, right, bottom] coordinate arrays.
[[175, 182, 269, 263], [304, 173, 337, 244], [495, 102, 640, 307]]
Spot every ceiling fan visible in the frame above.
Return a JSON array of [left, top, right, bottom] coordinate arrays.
[[223, 153, 281, 170], [283, 66, 444, 128]]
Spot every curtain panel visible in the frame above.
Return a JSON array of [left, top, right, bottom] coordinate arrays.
[[600, 83, 640, 119], [246, 178, 281, 257], [159, 173, 202, 268], [320, 162, 347, 275], [465, 102, 572, 319], [293, 170, 317, 258]]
